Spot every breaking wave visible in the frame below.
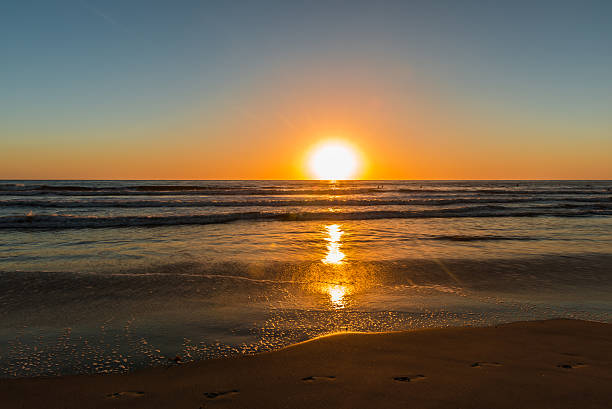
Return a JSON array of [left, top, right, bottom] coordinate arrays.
[[2, 206, 610, 229]]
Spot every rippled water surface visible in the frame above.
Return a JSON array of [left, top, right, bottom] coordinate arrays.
[[1, 180, 611, 377]]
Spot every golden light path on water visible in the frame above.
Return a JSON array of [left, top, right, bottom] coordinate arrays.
[[322, 224, 345, 265], [321, 224, 349, 309], [325, 284, 348, 308]]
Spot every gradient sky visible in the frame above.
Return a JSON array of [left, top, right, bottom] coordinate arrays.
[[1, 0, 611, 179]]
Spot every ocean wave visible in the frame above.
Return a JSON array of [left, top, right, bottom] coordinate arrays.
[[1, 206, 610, 229], [1, 183, 611, 197], [1, 196, 610, 209], [0, 184, 380, 196], [3, 254, 611, 289], [424, 235, 539, 242]]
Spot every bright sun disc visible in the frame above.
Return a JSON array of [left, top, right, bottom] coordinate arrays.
[[308, 141, 360, 180]]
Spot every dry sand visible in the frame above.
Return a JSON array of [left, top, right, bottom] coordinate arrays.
[[1, 319, 611, 409]]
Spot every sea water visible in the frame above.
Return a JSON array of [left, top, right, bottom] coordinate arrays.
[[1, 180, 611, 377]]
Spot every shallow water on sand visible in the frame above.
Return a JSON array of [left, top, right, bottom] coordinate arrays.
[[1, 180, 611, 377]]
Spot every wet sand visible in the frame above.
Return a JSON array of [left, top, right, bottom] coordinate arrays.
[[1, 319, 611, 409]]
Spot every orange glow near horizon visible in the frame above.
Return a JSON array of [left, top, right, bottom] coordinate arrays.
[[3, 116, 610, 181]]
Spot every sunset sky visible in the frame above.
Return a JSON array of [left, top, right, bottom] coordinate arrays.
[[1, 1, 611, 180]]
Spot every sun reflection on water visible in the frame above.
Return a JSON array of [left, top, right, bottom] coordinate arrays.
[[319, 224, 350, 309], [325, 284, 349, 309], [322, 224, 345, 264]]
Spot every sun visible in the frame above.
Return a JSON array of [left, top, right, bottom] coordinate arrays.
[[308, 141, 361, 180]]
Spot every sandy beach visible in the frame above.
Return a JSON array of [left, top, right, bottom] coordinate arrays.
[[2, 319, 611, 409]]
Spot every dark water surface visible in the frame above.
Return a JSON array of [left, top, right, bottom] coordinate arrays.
[[1, 180, 611, 377]]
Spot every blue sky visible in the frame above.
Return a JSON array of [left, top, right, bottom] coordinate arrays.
[[1, 0, 611, 178]]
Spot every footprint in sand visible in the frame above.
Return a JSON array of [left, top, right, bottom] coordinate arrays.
[[301, 376, 336, 382], [203, 389, 240, 399], [471, 362, 502, 368], [106, 391, 145, 399], [557, 363, 588, 369], [393, 375, 426, 382]]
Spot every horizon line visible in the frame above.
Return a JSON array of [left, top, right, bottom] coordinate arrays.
[[2, 178, 611, 182]]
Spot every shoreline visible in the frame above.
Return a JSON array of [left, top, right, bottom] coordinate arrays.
[[1, 319, 611, 408]]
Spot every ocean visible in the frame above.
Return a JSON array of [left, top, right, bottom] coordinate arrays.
[[1, 180, 611, 377]]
